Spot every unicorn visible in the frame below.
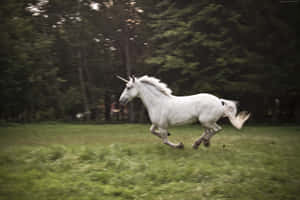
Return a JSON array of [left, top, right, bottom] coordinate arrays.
[[117, 75, 250, 149]]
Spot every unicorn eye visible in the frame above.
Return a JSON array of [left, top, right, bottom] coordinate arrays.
[[127, 86, 133, 90]]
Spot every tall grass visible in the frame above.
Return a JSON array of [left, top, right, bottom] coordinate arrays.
[[0, 124, 299, 200]]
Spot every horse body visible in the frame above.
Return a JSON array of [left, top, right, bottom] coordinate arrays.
[[166, 94, 225, 126], [118, 75, 250, 149]]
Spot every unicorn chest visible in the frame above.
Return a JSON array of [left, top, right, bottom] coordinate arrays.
[[147, 105, 166, 124]]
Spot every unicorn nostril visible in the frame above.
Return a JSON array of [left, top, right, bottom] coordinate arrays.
[[119, 98, 128, 105]]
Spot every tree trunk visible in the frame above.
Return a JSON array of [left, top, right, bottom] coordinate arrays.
[[78, 50, 90, 121], [294, 96, 300, 124], [104, 90, 111, 122], [82, 46, 94, 105]]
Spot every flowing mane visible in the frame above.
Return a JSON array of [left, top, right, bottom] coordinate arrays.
[[138, 75, 172, 97]]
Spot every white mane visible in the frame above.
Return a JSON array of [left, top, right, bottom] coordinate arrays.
[[138, 75, 172, 97]]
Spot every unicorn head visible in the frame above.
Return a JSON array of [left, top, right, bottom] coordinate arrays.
[[117, 75, 139, 105]]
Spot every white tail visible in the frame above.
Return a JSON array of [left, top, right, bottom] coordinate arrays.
[[221, 99, 251, 130]]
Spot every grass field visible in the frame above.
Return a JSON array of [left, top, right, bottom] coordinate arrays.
[[0, 123, 300, 200]]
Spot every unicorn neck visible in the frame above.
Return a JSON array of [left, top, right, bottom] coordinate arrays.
[[138, 83, 170, 110]]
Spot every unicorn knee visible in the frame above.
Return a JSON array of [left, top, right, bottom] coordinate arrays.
[[215, 126, 222, 132], [150, 128, 154, 134], [210, 123, 222, 132], [150, 125, 156, 134]]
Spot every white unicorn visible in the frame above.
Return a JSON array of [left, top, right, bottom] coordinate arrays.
[[118, 75, 250, 149]]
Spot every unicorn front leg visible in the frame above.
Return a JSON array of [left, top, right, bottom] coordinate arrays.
[[159, 128, 184, 149], [150, 125, 162, 138], [150, 124, 171, 138]]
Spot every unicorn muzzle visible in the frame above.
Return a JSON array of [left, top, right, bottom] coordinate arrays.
[[119, 97, 129, 105]]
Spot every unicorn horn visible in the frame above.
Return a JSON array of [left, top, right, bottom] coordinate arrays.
[[116, 75, 129, 83]]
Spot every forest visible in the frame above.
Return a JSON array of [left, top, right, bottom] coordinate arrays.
[[1, 0, 300, 123]]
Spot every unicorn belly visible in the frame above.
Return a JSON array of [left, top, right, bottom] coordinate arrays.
[[146, 101, 198, 127], [168, 113, 198, 126], [166, 100, 201, 126]]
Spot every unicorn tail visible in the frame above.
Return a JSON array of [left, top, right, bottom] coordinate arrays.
[[221, 99, 251, 130]]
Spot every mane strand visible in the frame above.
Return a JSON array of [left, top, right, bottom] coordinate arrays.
[[138, 75, 172, 97]]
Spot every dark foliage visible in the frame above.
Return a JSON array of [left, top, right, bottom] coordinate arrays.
[[0, 0, 299, 123]]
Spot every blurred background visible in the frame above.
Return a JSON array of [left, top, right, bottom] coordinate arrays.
[[0, 0, 299, 124]]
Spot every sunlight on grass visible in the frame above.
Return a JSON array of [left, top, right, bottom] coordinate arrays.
[[0, 124, 300, 200]]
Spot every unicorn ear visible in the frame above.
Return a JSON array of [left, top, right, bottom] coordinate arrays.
[[130, 74, 136, 83]]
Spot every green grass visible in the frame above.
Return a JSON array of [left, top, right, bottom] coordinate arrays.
[[0, 123, 300, 200]]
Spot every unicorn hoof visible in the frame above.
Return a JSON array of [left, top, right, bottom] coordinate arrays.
[[192, 143, 199, 149], [203, 139, 210, 147], [192, 139, 202, 149], [177, 142, 184, 149]]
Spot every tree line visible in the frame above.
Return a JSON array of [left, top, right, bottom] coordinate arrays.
[[0, 0, 299, 123]]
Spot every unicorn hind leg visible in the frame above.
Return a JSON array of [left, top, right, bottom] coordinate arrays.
[[193, 123, 222, 149], [204, 123, 222, 146], [192, 128, 210, 149]]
